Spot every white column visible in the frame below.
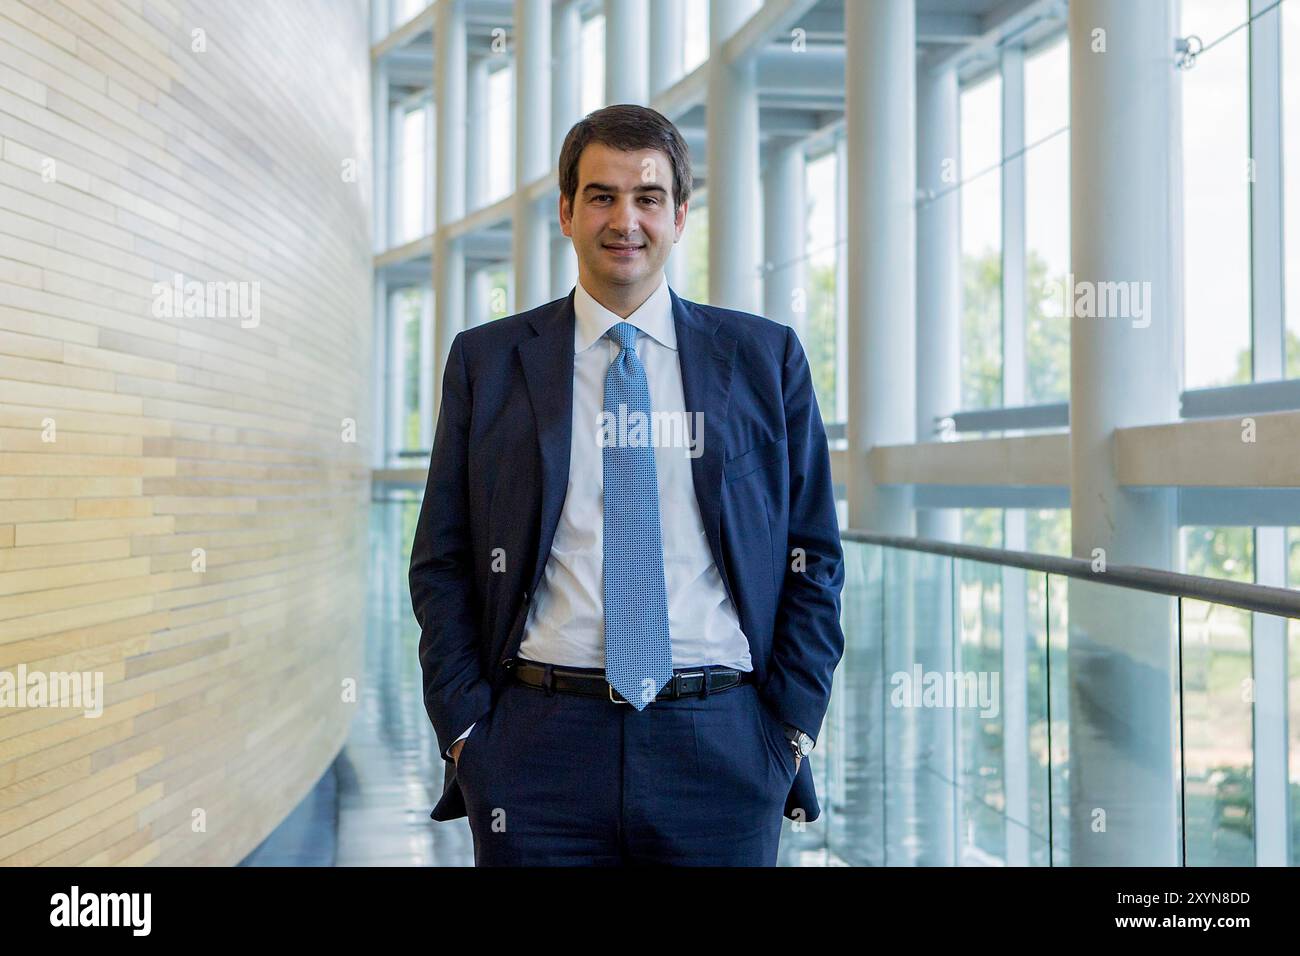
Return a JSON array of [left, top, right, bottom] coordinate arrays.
[[915, 64, 961, 452], [372, 63, 390, 252], [913, 62, 959, 865], [604, 0, 648, 105], [514, 0, 552, 311], [845, 0, 916, 533], [707, 0, 761, 312], [434, 0, 467, 416], [466, 54, 490, 211], [762, 141, 806, 340], [649, 0, 685, 98], [553, 0, 582, 152], [1067, 0, 1182, 865]]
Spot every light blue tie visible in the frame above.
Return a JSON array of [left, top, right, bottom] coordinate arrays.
[[602, 321, 673, 710]]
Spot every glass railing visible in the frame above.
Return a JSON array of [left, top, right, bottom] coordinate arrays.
[[793, 533, 1300, 867]]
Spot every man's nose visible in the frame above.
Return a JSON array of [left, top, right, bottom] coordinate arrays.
[[608, 197, 639, 235]]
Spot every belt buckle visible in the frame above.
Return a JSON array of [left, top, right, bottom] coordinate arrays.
[[675, 671, 704, 698], [608, 684, 630, 705]]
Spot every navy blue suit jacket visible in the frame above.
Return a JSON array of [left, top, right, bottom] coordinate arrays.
[[410, 285, 846, 823]]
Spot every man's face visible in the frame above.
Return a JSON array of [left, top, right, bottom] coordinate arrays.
[[559, 142, 687, 300]]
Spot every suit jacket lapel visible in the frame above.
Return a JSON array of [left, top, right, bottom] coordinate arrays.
[[670, 287, 739, 606], [518, 291, 575, 595], [517, 285, 739, 607]]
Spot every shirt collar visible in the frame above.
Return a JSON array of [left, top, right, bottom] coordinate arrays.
[[573, 272, 676, 354]]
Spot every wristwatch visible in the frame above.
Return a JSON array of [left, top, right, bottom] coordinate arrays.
[[782, 723, 814, 763]]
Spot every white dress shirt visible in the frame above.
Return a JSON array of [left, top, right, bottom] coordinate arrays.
[[447, 271, 752, 757]]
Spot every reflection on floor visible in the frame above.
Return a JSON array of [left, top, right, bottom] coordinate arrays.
[[244, 495, 834, 866]]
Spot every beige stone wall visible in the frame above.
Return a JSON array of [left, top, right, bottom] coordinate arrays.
[[0, 0, 373, 864]]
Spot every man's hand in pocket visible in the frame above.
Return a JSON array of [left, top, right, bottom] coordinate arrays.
[[450, 739, 466, 766]]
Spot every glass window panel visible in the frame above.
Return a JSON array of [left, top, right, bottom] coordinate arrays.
[[683, 1, 710, 74], [1181, 599, 1255, 865], [1065, 579, 1180, 862], [1284, 2, 1300, 377], [805, 149, 839, 422], [954, 557, 1006, 863], [397, 103, 428, 244], [884, 549, 958, 865], [683, 195, 709, 302], [1290, 615, 1300, 865], [1024, 36, 1070, 404], [581, 16, 605, 116], [1181, 526, 1255, 583], [1181, 0, 1252, 388], [1026, 508, 1070, 557], [832, 540, 886, 866], [489, 65, 513, 202], [961, 73, 1003, 409], [395, 287, 425, 451]]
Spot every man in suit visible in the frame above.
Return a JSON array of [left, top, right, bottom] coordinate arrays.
[[409, 104, 844, 866]]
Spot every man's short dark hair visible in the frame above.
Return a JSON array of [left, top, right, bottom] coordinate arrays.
[[558, 104, 693, 211]]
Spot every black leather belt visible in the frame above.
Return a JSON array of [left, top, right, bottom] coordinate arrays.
[[508, 658, 752, 703]]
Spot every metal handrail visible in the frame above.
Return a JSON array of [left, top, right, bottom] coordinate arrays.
[[843, 530, 1300, 620]]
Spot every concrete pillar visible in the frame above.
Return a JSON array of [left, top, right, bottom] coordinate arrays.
[[1067, 0, 1182, 865], [707, 0, 761, 312], [434, 0, 467, 415], [845, 0, 916, 533], [513, 0, 551, 311], [762, 140, 807, 341], [649, 0, 685, 98], [912, 62, 959, 865], [915, 64, 960, 452], [466, 54, 490, 211], [372, 63, 390, 252], [604, 0, 648, 105], [552, 0, 582, 153]]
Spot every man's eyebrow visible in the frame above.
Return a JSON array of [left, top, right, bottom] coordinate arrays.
[[581, 182, 669, 194]]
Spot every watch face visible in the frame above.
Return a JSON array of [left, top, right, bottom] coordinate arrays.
[[796, 733, 813, 756]]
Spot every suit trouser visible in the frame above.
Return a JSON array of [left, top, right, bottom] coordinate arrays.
[[454, 660, 798, 865]]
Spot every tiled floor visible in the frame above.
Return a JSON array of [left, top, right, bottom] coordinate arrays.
[[243, 494, 831, 866]]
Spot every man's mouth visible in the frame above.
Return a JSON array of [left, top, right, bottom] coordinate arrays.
[[604, 243, 643, 256]]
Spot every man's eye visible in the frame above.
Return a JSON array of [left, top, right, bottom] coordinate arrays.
[[640, 197, 658, 205]]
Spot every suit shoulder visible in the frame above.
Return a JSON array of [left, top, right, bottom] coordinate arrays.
[[685, 300, 792, 359]]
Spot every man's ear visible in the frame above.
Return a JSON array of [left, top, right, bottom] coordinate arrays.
[[674, 199, 688, 241], [559, 193, 572, 237]]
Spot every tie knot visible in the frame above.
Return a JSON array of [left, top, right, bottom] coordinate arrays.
[[606, 321, 640, 353]]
